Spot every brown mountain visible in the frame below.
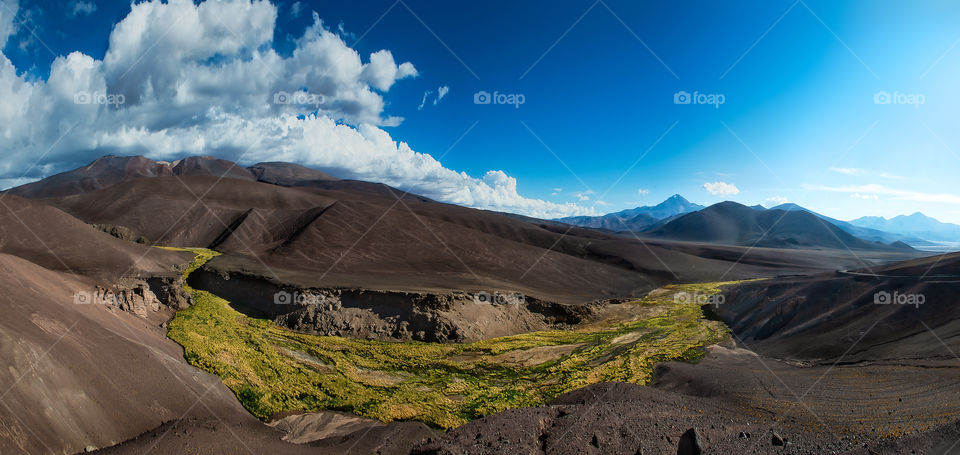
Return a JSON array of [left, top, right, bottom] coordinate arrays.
[[5, 155, 254, 198], [7, 155, 923, 344], [13, 158, 906, 304]]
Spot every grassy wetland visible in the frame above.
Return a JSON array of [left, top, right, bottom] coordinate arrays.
[[165, 248, 734, 428]]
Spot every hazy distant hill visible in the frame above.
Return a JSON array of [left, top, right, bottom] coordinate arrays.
[[850, 212, 960, 243], [556, 194, 703, 232], [771, 203, 930, 246]]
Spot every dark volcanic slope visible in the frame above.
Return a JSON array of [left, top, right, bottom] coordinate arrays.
[[0, 252, 248, 454], [717, 252, 960, 362], [0, 250, 435, 455], [32, 172, 904, 305], [5, 155, 254, 198], [0, 195, 184, 277], [646, 201, 904, 251], [414, 380, 881, 455], [13, 157, 923, 305]]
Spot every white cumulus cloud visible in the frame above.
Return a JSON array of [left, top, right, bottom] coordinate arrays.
[[810, 184, 960, 204], [0, 0, 592, 219], [702, 181, 739, 196], [0, 0, 17, 49]]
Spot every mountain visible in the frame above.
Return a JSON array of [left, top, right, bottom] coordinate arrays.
[[23, 166, 771, 305], [771, 203, 930, 246], [4, 155, 255, 198], [849, 212, 960, 243], [645, 201, 909, 251], [556, 194, 704, 232], [8, 156, 906, 313]]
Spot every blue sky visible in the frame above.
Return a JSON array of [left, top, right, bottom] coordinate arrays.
[[3, 0, 960, 222]]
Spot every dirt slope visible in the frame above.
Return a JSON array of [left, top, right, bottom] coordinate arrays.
[[0, 253, 248, 454], [0, 195, 184, 278], [716, 252, 960, 362]]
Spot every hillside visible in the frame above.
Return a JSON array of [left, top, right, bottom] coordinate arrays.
[[645, 201, 909, 251], [5, 155, 255, 198], [717, 252, 960, 362]]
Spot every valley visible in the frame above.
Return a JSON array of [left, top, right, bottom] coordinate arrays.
[[167, 248, 731, 429], [0, 155, 956, 454]]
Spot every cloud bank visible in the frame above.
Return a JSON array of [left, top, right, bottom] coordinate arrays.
[[0, 0, 592, 219], [702, 181, 740, 196], [812, 184, 960, 204]]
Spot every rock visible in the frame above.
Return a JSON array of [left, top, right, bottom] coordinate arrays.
[[772, 432, 785, 446], [591, 433, 600, 448], [93, 223, 148, 244], [677, 427, 703, 455], [147, 276, 194, 310], [739, 431, 750, 439], [84, 446, 97, 453]]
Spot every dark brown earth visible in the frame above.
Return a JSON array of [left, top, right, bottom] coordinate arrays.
[[16, 157, 924, 342], [0, 195, 185, 278], [419, 255, 960, 454], [715, 252, 960, 362]]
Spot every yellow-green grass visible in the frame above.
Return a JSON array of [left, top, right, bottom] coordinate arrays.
[[167, 248, 735, 429]]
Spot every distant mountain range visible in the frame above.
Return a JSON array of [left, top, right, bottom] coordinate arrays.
[[849, 213, 960, 243], [555, 195, 703, 232], [557, 195, 957, 251], [766, 203, 932, 246], [9, 157, 957, 252]]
